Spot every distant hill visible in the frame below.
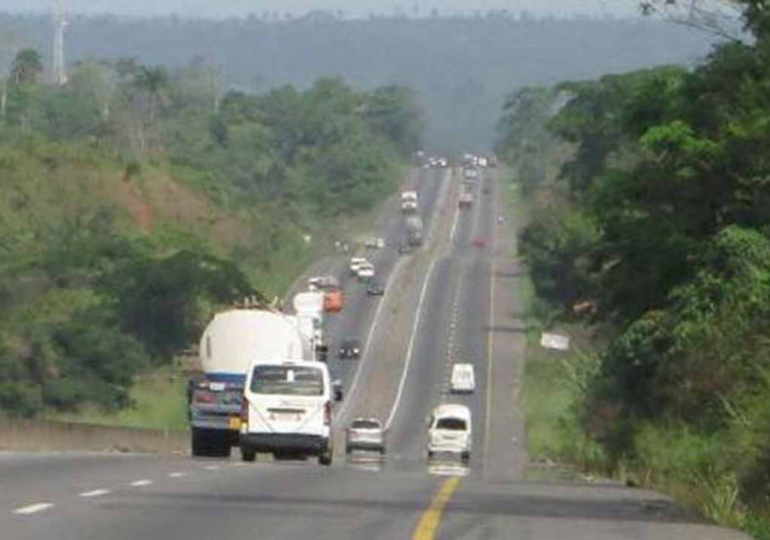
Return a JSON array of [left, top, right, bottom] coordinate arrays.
[[0, 13, 719, 154]]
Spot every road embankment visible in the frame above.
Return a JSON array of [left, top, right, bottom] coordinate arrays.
[[0, 416, 188, 455]]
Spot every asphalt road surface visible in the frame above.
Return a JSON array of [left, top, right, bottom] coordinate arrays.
[[0, 167, 749, 540]]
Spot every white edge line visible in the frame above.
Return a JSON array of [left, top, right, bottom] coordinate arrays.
[[335, 256, 406, 421], [79, 489, 111, 498], [14, 503, 54, 515], [483, 172, 499, 459], [449, 205, 461, 243], [384, 257, 438, 431]]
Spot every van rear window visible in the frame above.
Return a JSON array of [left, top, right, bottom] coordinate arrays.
[[250, 366, 324, 396], [436, 418, 467, 431]]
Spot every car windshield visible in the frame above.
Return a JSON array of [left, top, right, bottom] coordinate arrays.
[[250, 365, 324, 396], [436, 417, 467, 431], [351, 420, 381, 430]]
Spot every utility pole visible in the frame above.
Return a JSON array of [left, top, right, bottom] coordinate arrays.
[[52, 0, 68, 85]]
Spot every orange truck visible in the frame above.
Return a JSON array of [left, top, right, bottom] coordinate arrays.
[[324, 290, 344, 313]]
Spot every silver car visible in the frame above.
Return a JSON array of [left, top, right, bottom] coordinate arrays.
[[346, 418, 386, 455]]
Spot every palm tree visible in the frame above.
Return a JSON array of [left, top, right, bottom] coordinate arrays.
[[11, 49, 43, 85]]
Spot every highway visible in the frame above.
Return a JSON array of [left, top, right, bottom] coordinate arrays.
[[0, 166, 749, 540]]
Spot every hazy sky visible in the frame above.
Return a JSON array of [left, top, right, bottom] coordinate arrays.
[[2, 0, 641, 19]]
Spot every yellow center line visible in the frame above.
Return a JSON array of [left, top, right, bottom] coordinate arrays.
[[411, 477, 462, 540]]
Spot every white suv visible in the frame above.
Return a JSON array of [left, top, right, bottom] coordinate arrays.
[[239, 360, 341, 466], [427, 404, 472, 462]]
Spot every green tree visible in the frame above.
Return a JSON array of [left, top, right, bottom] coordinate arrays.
[[11, 48, 43, 86]]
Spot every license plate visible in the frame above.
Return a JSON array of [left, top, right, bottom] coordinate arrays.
[[229, 417, 242, 430], [270, 413, 302, 422]]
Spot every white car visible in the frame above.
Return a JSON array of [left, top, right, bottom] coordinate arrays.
[[239, 360, 342, 466], [450, 364, 475, 394], [464, 168, 478, 179], [357, 262, 375, 280], [364, 237, 386, 250], [349, 257, 368, 276], [346, 418, 386, 455], [427, 404, 472, 462]]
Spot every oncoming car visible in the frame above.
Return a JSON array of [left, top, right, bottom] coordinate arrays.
[[239, 360, 341, 466], [427, 404, 472, 462], [339, 338, 362, 359]]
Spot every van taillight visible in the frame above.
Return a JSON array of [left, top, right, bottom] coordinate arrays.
[[193, 390, 215, 404], [241, 397, 249, 421], [324, 401, 332, 426]]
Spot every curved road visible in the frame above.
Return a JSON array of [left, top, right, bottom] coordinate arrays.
[[0, 167, 748, 540]]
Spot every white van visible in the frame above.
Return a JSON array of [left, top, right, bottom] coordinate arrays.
[[450, 364, 475, 394], [427, 404, 472, 462], [239, 360, 341, 466]]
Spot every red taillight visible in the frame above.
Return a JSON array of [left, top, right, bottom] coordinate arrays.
[[193, 389, 215, 404], [324, 401, 332, 426], [241, 397, 249, 421]]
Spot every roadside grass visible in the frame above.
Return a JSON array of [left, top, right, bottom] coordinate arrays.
[[47, 366, 189, 431]]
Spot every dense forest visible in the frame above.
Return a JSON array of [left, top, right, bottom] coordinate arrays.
[[497, 0, 770, 535], [0, 48, 420, 417], [0, 13, 719, 154]]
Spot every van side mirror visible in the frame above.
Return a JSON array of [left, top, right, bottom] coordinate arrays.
[[333, 380, 343, 402]]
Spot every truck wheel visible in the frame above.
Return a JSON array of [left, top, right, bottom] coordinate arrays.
[[191, 427, 212, 457], [319, 447, 333, 466], [241, 448, 256, 463]]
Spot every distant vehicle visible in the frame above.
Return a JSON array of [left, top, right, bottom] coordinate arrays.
[[357, 262, 375, 281], [339, 338, 362, 359], [464, 168, 478, 179], [427, 404, 472, 462], [323, 290, 344, 313], [459, 192, 475, 208], [398, 243, 413, 255], [346, 418, 386, 455], [406, 216, 424, 247], [308, 275, 340, 291], [400, 190, 418, 213], [471, 238, 486, 248], [366, 280, 385, 296], [240, 360, 341, 466], [190, 310, 307, 458], [293, 292, 327, 361], [488, 155, 498, 168], [450, 364, 476, 394], [365, 237, 386, 249], [349, 257, 368, 276], [478, 157, 488, 168]]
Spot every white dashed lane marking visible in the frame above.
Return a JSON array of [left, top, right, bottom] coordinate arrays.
[[79, 489, 111, 498], [204, 465, 220, 471], [14, 503, 54, 515], [130, 480, 153, 487], [168, 472, 186, 478]]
